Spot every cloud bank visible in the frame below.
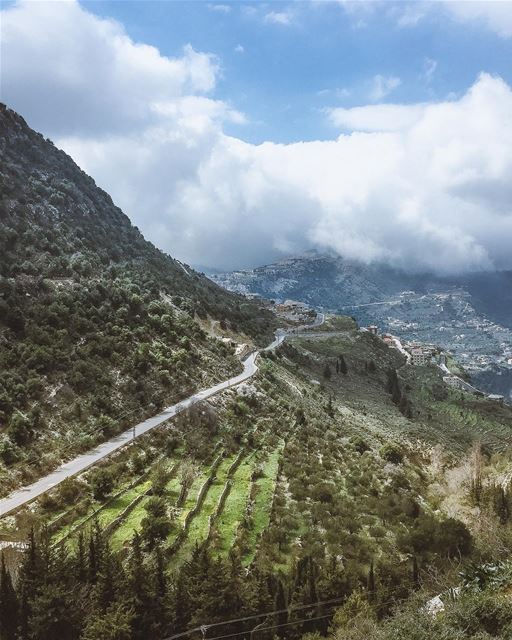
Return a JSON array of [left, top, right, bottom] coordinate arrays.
[[2, 1, 512, 273]]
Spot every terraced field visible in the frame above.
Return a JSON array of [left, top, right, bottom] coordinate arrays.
[[169, 454, 239, 566], [241, 444, 282, 566], [213, 454, 255, 556], [51, 477, 151, 546]]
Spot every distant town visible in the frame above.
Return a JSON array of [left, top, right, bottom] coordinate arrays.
[[269, 298, 508, 406]]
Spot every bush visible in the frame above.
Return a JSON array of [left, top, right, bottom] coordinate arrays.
[[0, 435, 19, 465], [379, 443, 404, 464], [58, 478, 83, 505], [351, 436, 370, 455], [89, 467, 114, 500]]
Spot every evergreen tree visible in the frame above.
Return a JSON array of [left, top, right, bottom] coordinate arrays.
[[127, 532, 153, 640], [367, 560, 376, 603], [29, 583, 80, 640], [82, 603, 134, 640], [412, 556, 420, 589], [0, 553, 19, 640], [95, 540, 119, 613], [18, 528, 42, 640], [493, 484, 510, 524], [75, 531, 87, 583], [275, 579, 288, 628]]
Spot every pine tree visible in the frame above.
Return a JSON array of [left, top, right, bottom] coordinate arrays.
[[493, 485, 510, 524], [149, 545, 168, 636], [412, 555, 420, 589], [0, 553, 19, 640], [275, 579, 288, 627], [88, 532, 98, 584], [338, 355, 348, 375], [75, 531, 87, 583], [367, 560, 376, 603], [18, 528, 41, 640], [95, 540, 117, 613], [127, 532, 152, 640]]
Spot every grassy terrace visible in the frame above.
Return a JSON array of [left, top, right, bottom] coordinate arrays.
[[242, 444, 283, 566], [50, 476, 145, 545], [214, 455, 255, 556], [172, 466, 212, 534], [109, 492, 150, 551], [110, 468, 183, 550], [169, 455, 237, 567]]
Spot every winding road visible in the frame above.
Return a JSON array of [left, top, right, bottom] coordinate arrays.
[[0, 313, 324, 518]]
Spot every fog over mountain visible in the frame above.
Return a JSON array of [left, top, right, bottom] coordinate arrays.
[[2, 0, 512, 274]]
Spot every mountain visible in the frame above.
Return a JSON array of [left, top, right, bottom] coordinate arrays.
[[1, 106, 512, 640], [212, 253, 512, 399], [0, 104, 275, 493], [211, 252, 512, 326]]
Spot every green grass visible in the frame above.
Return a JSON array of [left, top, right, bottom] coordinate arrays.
[[96, 480, 152, 529], [214, 456, 254, 556], [109, 475, 184, 551], [110, 494, 151, 550], [169, 456, 236, 566], [242, 445, 283, 566]]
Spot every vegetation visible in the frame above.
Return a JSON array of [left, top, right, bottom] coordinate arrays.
[[2, 322, 511, 639], [0, 104, 276, 494], [1, 105, 511, 639]]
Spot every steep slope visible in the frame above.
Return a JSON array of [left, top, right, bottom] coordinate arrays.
[[2, 321, 511, 639], [0, 104, 276, 493]]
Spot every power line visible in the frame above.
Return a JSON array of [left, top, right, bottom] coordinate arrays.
[[202, 613, 334, 640], [163, 596, 347, 640], [163, 585, 415, 640]]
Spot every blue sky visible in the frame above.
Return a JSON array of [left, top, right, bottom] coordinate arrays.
[[79, 0, 512, 144], [2, 1, 512, 272]]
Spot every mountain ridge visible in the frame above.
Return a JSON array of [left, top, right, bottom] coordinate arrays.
[[0, 103, 276, 493]]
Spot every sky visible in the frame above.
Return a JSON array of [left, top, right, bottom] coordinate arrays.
[[1, 0, 512, 273]]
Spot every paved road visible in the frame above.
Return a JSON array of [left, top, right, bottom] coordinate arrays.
[[0, 313, 324, 518]]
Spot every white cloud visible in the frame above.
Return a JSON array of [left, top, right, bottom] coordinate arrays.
[[444, 0, 512, 38], [264, 11, 293, 26], [234, 44, 245, 53], [369, 74, 401, 101], [327, 103, 427, 131], [2, 2, 512, 274], [208, 4, 231, 13], [393, 0, 512, 39], [0, 0, 221, 136], [396, 3, 428, 27], [423, 57, 437, 82]]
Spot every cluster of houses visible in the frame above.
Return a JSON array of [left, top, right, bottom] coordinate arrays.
[[369, 326, 438, 365], [365, 325, 506, 405], [274, 299, 316, 324], [442, 375, 505, 405]]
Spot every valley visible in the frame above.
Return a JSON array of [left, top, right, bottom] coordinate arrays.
[[212, 254, 512, 402], [0, 106, 511, 640]]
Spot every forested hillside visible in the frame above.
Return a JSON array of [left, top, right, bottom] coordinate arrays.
[[1, 323, 511, 639], [0, 104, 276, 494]]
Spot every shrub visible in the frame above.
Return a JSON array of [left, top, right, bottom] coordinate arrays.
[[89, 467, 114, 501], [379, 443, 404, 464], [58, 478, 83, 505], [351, 436, 370, 455]]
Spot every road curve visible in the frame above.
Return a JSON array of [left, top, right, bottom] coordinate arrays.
[[0, 313, 324, 518]]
